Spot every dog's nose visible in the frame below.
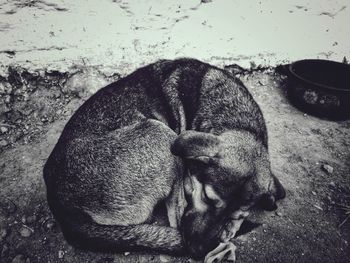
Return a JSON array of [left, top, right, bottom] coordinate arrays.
[[260, 194, 278, 211]]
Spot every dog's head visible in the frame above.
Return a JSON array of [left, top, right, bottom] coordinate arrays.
[[171, 130, 286, 258]]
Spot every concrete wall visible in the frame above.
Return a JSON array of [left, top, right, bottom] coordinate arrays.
[[0, 0, 349, 74]]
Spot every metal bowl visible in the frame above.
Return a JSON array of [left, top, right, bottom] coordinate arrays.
[[287, 59, 350, 120]]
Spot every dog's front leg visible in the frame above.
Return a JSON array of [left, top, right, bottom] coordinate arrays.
[[221, 209, 250, 242], [203, 220, 243, 263], [204, 209, 250, 262], [166, 177, 187, 228]]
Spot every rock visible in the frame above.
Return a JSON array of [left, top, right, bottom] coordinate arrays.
[[322, 164, 334, 174], [43, 218, 56, 231], [0, 227, 8, 241], [50, 88, 61, 99], [0, 83, 6, 94], [124, 252, 130, 256], [0, 126, 9, 133], [0, 139, 9, 147], [313, 204, 323, 211], [329, 181, 336, 187], [12, 255, 26, 263], [19, 226, 33, 237], [160, 254, 171, 262], [63, 69, 109, 98], [4, 95, 11, 103], [0, 104, 11, 115], [58, 250, 64, 259], [311, 191, 317, 196], [275, 211, 282, 217]]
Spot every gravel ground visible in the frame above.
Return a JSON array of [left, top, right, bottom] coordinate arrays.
[[0, 64, 349, 263]]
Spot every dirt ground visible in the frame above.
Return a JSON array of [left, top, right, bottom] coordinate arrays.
[[0, 63, 349, 263]]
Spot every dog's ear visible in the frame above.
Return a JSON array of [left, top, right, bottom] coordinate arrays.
[[171, 130, 220, 164]]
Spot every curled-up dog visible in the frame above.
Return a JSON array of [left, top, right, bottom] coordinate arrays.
[[44, 58, 286, 262]]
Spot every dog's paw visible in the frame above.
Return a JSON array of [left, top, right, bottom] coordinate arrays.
[[221, 218, 245, 242], [204, 242, 237, 263]]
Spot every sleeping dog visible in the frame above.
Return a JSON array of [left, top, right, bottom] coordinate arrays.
[[44, 58, 285, 262]]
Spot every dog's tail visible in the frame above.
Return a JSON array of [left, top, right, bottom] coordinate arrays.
[[47, 194, 185, 255]]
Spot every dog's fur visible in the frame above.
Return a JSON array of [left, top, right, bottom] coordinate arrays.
[[44, 58, 285, 259]]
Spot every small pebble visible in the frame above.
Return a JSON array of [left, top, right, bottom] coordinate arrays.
[[12, 255, 26, 263], [124, 252, 130, 256], [52, 89, 61, 99], [19, 226, 33, 237], [311, 191, 317, 196], [322, 164, 334, 174], [160, 254, 171, 262], [275, 211, 282, 217], [0, 139, 9, 147], [313, 204, 323, 211], [329, 181, 336, 187], [43, 218, 56, 231], [58, 250, 64, 259], [0, 126, 8, 133], [0, 228, 8, 241]]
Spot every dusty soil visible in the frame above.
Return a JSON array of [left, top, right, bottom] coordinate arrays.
[[0, 64, 349, 263]]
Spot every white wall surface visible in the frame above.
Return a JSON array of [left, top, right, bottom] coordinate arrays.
[[0, 0, 349, 74]]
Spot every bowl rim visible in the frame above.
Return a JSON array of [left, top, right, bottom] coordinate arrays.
[[288, 59, 350, 93]]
